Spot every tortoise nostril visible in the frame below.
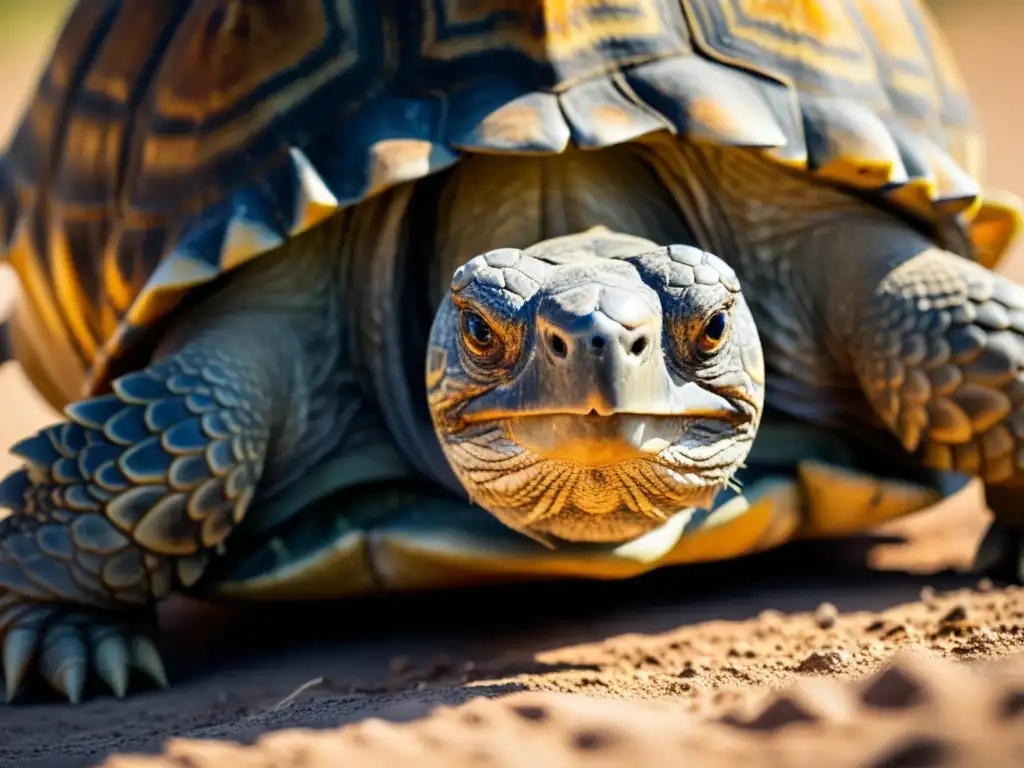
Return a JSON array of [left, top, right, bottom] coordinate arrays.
[[630, 336, 648, 356], [548, 332, 568, 358], [590, 335, 605, 350]]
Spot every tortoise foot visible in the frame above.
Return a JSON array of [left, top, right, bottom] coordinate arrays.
[[2, 603, 166, 704]]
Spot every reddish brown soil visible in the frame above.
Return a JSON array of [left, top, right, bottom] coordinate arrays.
[[104, 652, 1024, 768], [0, 502, 1022, 767], [2, 3, 1024, 768]]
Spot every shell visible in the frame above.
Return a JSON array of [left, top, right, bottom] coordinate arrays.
[[0, 0, 1019, 405]]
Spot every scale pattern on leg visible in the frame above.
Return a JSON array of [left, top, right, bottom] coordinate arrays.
[[850, 247, 1024, 484], [0, 338, 271, 701]]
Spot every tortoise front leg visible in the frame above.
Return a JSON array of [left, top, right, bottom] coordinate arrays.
[[0, 323, 276, 702], [842, 235, 1024, 582]]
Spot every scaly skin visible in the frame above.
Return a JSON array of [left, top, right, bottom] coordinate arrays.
[[0, 226, 357, 703], [426, 230, 764, 543], [0, 322, 273, 703], [0, 226, 763, 702], [847, 239, 1024, 581], [649, 140, 1024, 582]]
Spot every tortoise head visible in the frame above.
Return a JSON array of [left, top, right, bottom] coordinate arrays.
[[426, 231, 765, 543]]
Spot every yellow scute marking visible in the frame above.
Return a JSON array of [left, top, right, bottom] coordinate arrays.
[[735, 0, 861, 48], [423, 0, 665, 61], [849, 0, 935, 104], [154, 1, 330, 120], [590, 105, 634, 126], [50, 227, 99, 360], [138, 1, 359, 176], [849, 0, 922, 61], [101, 241, 137, 313], [479, 105, 548, 145], [366, 139, 436, 197], [220, 216, 285, 273], [289, 147, 340, 236], [687, 96, 740, 135], [6, 224, 87, 373], [700, 0, 876, 85]]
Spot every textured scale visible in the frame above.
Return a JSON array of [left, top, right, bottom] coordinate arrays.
[[0, 335, 269, 700], [851, 250, 1024, 483], [0, 0, 1019, 408], [2, 348, 266, 571]]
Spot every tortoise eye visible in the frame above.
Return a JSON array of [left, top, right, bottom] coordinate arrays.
[[698, 310, 729, 355], [460, 309, 501, 359]]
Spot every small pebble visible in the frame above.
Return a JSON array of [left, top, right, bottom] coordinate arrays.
[[879, 623, 909, 642], [814, 602, 839, 630], [920, 586, 939, 608], [977, 577, 995, 593], [940, 605, 968, 625], [797, 648, 851, 674]]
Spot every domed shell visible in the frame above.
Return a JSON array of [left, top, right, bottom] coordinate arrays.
[[0, 0, 1019, 408]]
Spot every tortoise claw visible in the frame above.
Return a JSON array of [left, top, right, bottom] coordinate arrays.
[[131, 636, 169, 689], [3, 626, 38, 702], [47, 656, 87, 705], [0, 606, 163, 703], [40, 623, 88, 704], [92, 632, 131, 699]]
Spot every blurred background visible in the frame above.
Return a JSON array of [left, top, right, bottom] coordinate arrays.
[[1, 0, 1023, 479]]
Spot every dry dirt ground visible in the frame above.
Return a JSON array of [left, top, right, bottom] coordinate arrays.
[[2, 2, 1024, 767]]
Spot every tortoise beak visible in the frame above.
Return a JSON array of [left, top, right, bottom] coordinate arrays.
[[460, 378, 740, 425]]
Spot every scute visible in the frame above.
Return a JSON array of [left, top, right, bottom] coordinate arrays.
[[0, 0, 1020, 409]]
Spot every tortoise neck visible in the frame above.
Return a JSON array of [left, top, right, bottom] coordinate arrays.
[[646, 138, 940, 426], [352, 182, 466, 494], [426, 146, 700, 307]]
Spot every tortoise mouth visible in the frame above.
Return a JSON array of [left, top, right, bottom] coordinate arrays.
[[435, 412, 750, 543], [503, 412, 692, 468]]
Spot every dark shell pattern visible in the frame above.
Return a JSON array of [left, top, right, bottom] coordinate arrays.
[[0, 0, 1016, 402]]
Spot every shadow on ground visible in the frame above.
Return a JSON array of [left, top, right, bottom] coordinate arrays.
[[0, 531, 982, 768]]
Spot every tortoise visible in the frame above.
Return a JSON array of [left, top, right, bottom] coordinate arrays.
[[0, 0, 1022, 704]]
